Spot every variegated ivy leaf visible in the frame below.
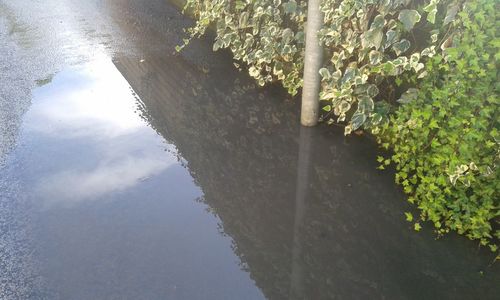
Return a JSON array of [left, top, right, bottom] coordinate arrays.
[[382, 61, 396, 75], [239, 12, 249, 28], [385, 29, 400, 48], [392, 56, 408, 66], [417, 71, 428, 78], [213, 39, 223, 51], [282, 28, 294, 42], [398, 9, 421, 31], [362, 15, 385, 50], [339, 100, 351, 114], [427, 9, 437, 24], [331, 70, 342, 83], [367, 84, 379, 97], [282, 0, 297, 15], [350, 111, 367, 131], [397, 88, 419, 104], [331, 51, 345, 69], [414, 63, 424, 72], [444, 3, 459, 25], [344, 124, 353, 135], [369, 50, 382, 65], [423, 0, 438, 24], [341, 68, 357, 85], [282, 44, 292, 55], [371, 112, 383, 125], [319, 68, 331, 80], [358, 95, 375, 113], [371, 15, 386, 30], [354, 84, 368, 95], [235, 0, 247, 10], [249, 66, 260, 77], [431, 33, 438, 43], [392, 39, 411, 55], [410, 53, 420, 64], [361, 28, 384, 50]]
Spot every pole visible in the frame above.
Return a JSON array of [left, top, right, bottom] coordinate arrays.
[[301, 0, 324, 126]]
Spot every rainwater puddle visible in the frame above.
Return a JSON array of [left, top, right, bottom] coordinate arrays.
[[1, 58, 264, 300], [0, 55, 498, 299]]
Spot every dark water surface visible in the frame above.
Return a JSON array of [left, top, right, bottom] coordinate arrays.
[[0, 0, 498, 299]]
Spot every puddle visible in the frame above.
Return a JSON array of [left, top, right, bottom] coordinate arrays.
[[1, 59, 264, 299], [111, 54, 500, 299], [0, 54, 498, 299], [0, 0, 498, 298]]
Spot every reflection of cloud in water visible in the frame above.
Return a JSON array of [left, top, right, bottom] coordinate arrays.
[[36, 155, 172, 206], [27, 57, 146, 139], [25, 58, 178, 207]]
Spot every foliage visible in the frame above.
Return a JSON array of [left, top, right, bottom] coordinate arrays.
[[179, 0, 307, 95], [318, 0, 456, 134], [180, 0, 499, 251], [376, 0, 499, 251], [182, 0, 461, 134]]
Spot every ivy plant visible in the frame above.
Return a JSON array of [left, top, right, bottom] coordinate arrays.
[[182, 0, 461, 134], [180, 0, 307, 95], [180, 0, 499, 252], [377, 0, 499, 252], [318, 0, 461, 134]]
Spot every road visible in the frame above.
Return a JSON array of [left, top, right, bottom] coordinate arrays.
[[0, 0, 499, 299]]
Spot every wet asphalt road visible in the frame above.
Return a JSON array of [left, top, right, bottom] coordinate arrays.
[[0, 0, 499, 299]]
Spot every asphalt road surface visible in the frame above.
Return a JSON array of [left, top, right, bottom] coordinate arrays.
[[0, 1, 499, 299]]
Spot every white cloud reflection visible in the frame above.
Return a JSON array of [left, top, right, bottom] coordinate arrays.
[[27, 57, 146, 139], [28, 58, 177, 207], [36, 154, 172, 207]]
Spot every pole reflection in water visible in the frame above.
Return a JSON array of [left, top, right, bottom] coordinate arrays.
[[1, 0, 498, 298], [290, 126, 314, 299], [113, 52, 499, 299]]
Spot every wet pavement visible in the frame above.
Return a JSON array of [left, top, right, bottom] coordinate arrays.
[[0, 0, 499, 299]]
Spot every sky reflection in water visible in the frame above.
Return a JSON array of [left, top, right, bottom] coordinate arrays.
[[10, 58, 264, 299], [24, 58, 174, 206]]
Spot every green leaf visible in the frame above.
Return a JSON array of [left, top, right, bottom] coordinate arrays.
[[370, 15, 386, 30], [282, 0, 297, 14], [398, 9, 421, 31], [213, 40, 222, 51], [414, 223, 422, 231], [444, 3, 459, 25], [358, 95, 374, 113], [362, 28, 383, 50], [385, 29, 400, 48], [421, 46, 436, 57], [371, 112, 383, 125], [397, 88, 419, 104], [424, 1, 437, 24], [405, 212, 414, 222], [367, 84, 379, 97], [319, 68, 331, 80], [427, 8, 437, 24], [239, 12, 249, 28], [351, 111, 367, 131], [392, 39, 410, 55], [331, 70, 342, 82], [382, 61, 396, 74], [248, 66, 260, 77], [369, 50, 382, 65]]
